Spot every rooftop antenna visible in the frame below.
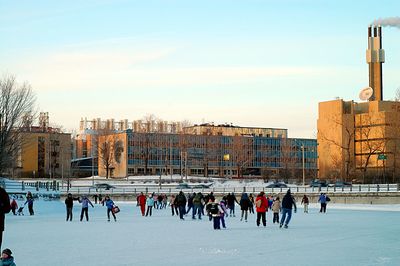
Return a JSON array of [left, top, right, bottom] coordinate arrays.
[[359, 87, 374, 101]]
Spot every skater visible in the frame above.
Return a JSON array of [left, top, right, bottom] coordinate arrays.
[[169, 195, 177, 216], [176, 191, 187, 220], [255, 191, 268, 227], [99, 194, 103, 205], [0, 187, 10, 250], [145, 194, 154, 217], [272, 196, 281, 224], [24, 191, 34, 216], [318, 193, 329, 213], [65, 193, 78, 221], [79, 195, 94, 221], [0, 248, 16, 266], [104, 196, 117, 222], [207, 199, 224, 230], [301, 195, 309, 213], [219, 197, 228, 229], [248, 193, 255, 214], [192, 192, 204, 220], [226, 193, 239, 217], [10, 198, 17, 216], [93, 194, 98, 205], [268, 195, 274, 210], [186, 193, 195, 215], [280, 189, 297, 229], [239, 193, 251, 222], [137, 192, 147, 216]]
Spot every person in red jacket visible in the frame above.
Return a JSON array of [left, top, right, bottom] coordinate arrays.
[[137, 192, 147, 216], [255, 191, 269, 227]]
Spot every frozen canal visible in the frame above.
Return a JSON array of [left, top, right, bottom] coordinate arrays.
[[4, 200, 400, 266]]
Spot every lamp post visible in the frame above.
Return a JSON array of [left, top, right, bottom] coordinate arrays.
[[293, 139, 306, 186], [301, 145, 305, 186]]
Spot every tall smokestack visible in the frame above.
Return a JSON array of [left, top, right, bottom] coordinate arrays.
[[366, 25, 385, 101]]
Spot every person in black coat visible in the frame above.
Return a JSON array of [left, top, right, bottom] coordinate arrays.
[[226, 193, 239, 217], [176, 191, 187, 220], [65, 193, 78, 221], [0, 187, 10, 250], [239, 193, 251, 222], [280, 189, 297, 229]]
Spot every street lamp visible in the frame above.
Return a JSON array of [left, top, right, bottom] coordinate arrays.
[[301, 145, 305, 186], [293, 139, 306, 186]]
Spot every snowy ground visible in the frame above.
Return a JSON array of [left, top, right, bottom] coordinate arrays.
[[4, 200, 400, 266]]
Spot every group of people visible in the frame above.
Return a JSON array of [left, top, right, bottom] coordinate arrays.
[[64, 193, 119, 222]]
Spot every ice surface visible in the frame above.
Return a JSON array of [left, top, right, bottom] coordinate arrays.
[[4, 200, 400, 266]]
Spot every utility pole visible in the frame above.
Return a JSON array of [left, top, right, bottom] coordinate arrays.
[[302, 145, 305, 186]]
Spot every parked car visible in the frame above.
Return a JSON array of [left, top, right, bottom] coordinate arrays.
[[266, 182, 288, 188], [310, 179, 328, 187], [176, 183, 191, 189], [92, 183, 116, 190], [330, 181, 352, 187], [192, 183, 213, 189]]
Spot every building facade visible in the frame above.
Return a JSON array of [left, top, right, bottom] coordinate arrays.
[[318, 99, 400, 183], [17, 127, 71, 178], [97, 131, 317, 180]]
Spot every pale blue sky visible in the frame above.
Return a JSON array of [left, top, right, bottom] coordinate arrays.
[[1, 0, 399, 137]]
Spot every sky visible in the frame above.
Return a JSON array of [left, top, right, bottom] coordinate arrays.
[[1, 0, 400, 138]]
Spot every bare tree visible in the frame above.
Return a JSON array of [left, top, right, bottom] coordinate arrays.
[[320, 116, 355, 181], [279, 138, 297, 182], [98, 130, 124, 179], [394, 87, 400, 101], [356, 115, 385, 183], [0, 75, 36, 175], [231, 135, 252, 178]]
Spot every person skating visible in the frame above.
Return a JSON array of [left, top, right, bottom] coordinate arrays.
[[169, 195, 177, 216], [255, 192, 268, 227], [239, 193, 251, 222], [301, 195, 309, 213], [226, 193, 239, 217], [219, 197, 228, 229], [280, 189, 297, 229], [186, 193, 195, 215], [137, 192, 147, 216], [192, 192, 203, 220], [206, 199, 224, 230], [79, 195, 94, 222], [271, 196, 281, 224], [0, 248, 16, 266], [104, 196, 117, 222], [176, 191, 187, 220], [24, 192, 34, 216], [145, 194, 154, 217], [248, 193, 255, 214], [318, 193, 329, 213], [0, 187, 10, 250], [65, 193, 78, 221], [9, 198, 17, 216]]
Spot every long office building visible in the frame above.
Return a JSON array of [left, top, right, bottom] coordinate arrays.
[[97, 131, 317, 179]]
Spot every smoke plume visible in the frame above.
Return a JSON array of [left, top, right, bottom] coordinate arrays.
[[373, 17, 400, 28]]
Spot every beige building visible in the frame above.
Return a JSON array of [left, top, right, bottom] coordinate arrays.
[[183, 123, 287, 138], [317, 25, 400, 183], [18, 128, 71, 178], [318, 99, 400, 183]]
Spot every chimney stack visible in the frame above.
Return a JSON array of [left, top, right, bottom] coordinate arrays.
[[366, 25, 385, 101]]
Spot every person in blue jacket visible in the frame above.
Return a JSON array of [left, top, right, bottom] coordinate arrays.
[[104, 196, 117, 222], [0, 248, 16, 266], [146, 194, 154, 217], [78, 195, 94, 221]]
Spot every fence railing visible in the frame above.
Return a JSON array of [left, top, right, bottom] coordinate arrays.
[[60, 183, 400, 196], [1, 180, 399, 196]]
